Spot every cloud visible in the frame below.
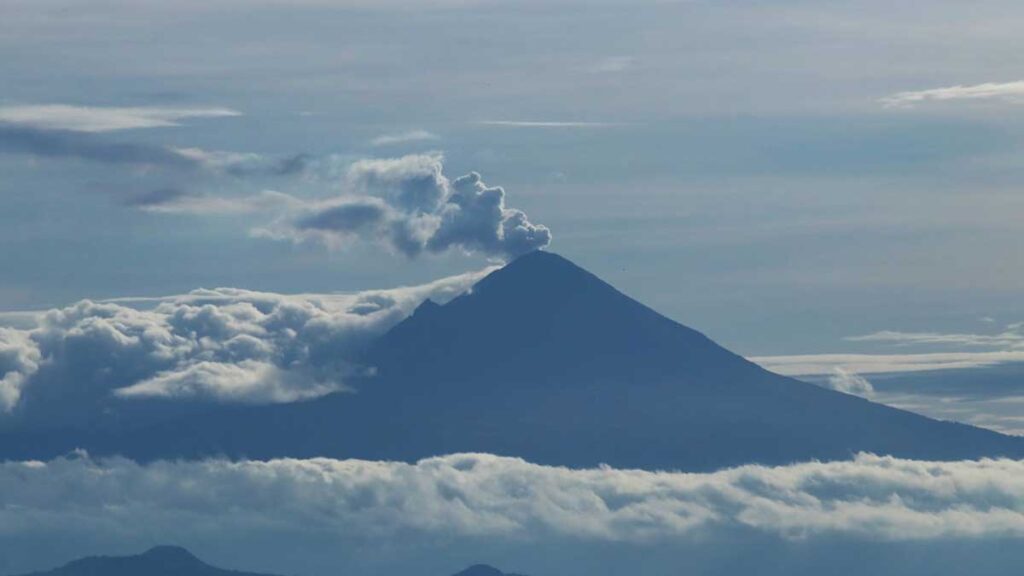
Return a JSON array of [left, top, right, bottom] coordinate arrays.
[[0, 125, 309, 180], [129, 189, 298, 215], [0, 103, 308, 185], [370, 130, 440, 147], [172, 147, 313, 177], [123, 187, 196, 208], [266, 153, 552, 259], [873, 391, 1024, 437], [0, 328, 41, 412], [115, 360, 339, 404], [476, 120, 616, 128], [0, 104, 241, 132], [586, 56, 634, 74], [6, 451, 1024, 546], [0, 125, 202, 169], [754, 322, 1024, 434], [826, 367, 875, 398], [0, 269, 493, 422], [750, 351, 1024, 377], [847, 329, 1024, 349], [880, 81, 1024, 108], [753, 323, 1024, 377]]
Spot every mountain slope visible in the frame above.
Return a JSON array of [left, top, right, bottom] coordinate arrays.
[[2, 250, 1023, 469], [354, 250, 1024, 468], [11, 546, 275, 576]]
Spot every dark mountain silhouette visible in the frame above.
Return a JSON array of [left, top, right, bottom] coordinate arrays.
[[10, 546, 275, 576], [2, 250, 1024, 469], [9, 547, 526, 576], [452, 565, 526, 576]]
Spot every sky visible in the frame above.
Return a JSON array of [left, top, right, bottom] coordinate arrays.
[[1, 0, 1022, 348], [4, 0, 1024, 434], [5, 2, 1024, 575]]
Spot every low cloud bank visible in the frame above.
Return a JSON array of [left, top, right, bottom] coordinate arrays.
[[4, 452, 1024, 543], [0, 269, 492, 420]]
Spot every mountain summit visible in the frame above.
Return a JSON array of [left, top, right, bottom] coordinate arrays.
[[4, 250, 1023, 469], [368, 250, 744, 387]]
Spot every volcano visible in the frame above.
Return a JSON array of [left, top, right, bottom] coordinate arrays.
[[4, 251, 1023, 469]]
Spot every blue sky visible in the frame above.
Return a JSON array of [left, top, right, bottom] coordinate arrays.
[[2, 0, 1024, 417]]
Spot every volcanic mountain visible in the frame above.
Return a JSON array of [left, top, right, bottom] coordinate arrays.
[[4, 250, 1024, 469]]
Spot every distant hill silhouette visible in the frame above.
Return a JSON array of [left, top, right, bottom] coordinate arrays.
[[9, 547, 524, 576], [452, 565, 526, 576], [2, 250, 1024, 469], [10, 546, 275, 576]]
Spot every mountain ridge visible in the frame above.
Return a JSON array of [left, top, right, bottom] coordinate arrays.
[[11, 546, 274, 576], [7, 547, 525, 576]]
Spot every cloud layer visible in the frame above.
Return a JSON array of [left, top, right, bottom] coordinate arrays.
[[370, 129, 439, 147], [0, 269, 492, 421], [5, 451, 1024, 544], [881, 81, 1024, 107], [0, 104, 241, 132], [264, 153, 552, 258], [753, 322, 1024, 378], [751, 351, 1024, 377]]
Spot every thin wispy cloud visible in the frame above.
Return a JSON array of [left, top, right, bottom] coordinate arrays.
[[586, 56, 634, 74], [880, 81, 1024, 108], [847, 329, 1024, 349], [477, 120, 617, 128], [370, 129, 439, 147], [755, 322, 1024, 434], [751, 351, 1024, 377], [0, 104, 241, 132], [755, 322, 1024, 377], [0, 125, 200, 169], [129, 189, 298, 215]]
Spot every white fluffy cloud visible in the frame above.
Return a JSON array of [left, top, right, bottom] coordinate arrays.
[[0, 328, 41, 412], [0, 104, 241, 132], [0, 269, 493, 419], [263, 153, 552, 258], [5, 452, 1024, 544]]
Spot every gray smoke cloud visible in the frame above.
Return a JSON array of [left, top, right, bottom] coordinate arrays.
[[265, 153, 552, 259]]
